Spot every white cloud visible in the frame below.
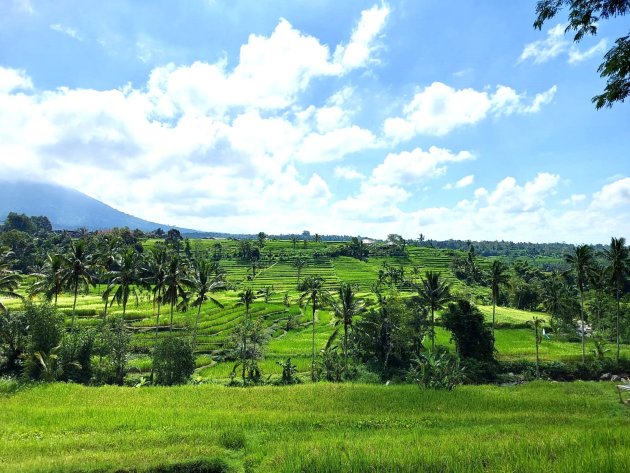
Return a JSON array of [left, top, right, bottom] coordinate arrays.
[[591, 177, 630, 209], [444, 174, 474, 189], [334, 166, 365, 180], [296, 126, 377, 163], [519, 24, 568, 64], [371, 146, 474, 185], [562, 194, 586, 206], [50, 24, 83, 41], [568, 39, 607, 64], [333, 3, 390, 71], [383, 82, 556, 140], [0, 66, 33, 93], [519, 23, 608, 65], [0, 6, 392, 234]]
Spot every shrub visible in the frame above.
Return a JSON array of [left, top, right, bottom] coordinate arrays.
[[0, 309, 28, 376], [276, 358, 300, 385], [153, 336, 195, 386], [59, 329, 95, 384], [413, 350, 464, 391], [442, 299, 494, 361], [23, 303, 64, 381]]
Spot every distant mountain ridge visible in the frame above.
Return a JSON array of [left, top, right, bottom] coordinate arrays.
[[0, 180, 197, 233]]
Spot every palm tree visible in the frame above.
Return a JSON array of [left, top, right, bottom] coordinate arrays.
[[59, 240, 94, 331], [565, 244, 595, 362], [105, 249, 141, 329], [330, 282, 365, 376], [291, 236, 298, 250], [96, 235, 121, 293], [603, 237, 630, 363], [0, 248, 22, 313], [190, 259, 225, 351], [162, 255, 193, 332], [489, 260, 511, 336], [237, 287, 256, 381], [143, 245, 169, 340], [529, 316, 544, 378], [292, 256, 307, 287], [298, 276, 330, 381], [416, 271, 451, 351], [29, 253, 64, 306]]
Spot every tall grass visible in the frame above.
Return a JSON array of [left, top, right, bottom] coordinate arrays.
[[0, 382, 628, 472]]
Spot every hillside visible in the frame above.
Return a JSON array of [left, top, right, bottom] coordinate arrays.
[[0, 180, 196, 232]]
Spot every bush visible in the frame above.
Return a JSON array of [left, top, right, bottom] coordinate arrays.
[[153, 336, 195, 386], [0, 309, 28, 376], [23, 303, 64, 381], [442, 300, 494, 361], [59, 329, 95, 384], [96, 320, 131, 385], [413, 350, 464, 391], [276, 358, 300, 385]]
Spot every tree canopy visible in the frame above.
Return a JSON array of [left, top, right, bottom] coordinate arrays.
[[534, 0, 630, 108]]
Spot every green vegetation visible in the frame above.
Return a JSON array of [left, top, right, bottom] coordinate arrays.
[[1, 218, 630, 470], [1, 382, 629, 472]]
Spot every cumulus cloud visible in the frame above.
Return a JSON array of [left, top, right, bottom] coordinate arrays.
[[334, 166, 365, 180], [330, 172, 628, 243], [0, 5, 390, 234], [519, 23, 607, 65], [383, 82, 556, 140], [371, 146, 474, 185], [333, 3, 390, 71], [590, 177, 630, 209], [444, 175, 474, 189], [0, 66, 33, 93]]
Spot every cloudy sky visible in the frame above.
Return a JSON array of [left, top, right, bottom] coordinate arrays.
[[1, 0, 628, 242]]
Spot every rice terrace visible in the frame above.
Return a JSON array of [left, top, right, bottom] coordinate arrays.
[[1, 1, 629, 472]]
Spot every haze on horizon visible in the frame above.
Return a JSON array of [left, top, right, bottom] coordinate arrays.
[[1, 0, 628, 243]]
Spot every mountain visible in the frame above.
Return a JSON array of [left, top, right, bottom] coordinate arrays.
[[0, 180, 197, 233]]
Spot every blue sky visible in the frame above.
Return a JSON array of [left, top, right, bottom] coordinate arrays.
[[0, 0, 628, 242]]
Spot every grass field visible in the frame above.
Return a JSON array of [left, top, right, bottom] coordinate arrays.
[[0, 381, 628, 472]]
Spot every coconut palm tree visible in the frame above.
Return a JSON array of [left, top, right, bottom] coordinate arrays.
[[292, 256, 307, 287], [143, 244, 169, 340], [603, 237, 630, 363], [162, 255, 193, 332], [105, 249, 141, 329], [0, 248, 22, 313], [298, 276, 330, 381], [416, 271, 451, 351], [29, 253, 64, 306], [565, 244, 595, 362], [489, 260, 511, 336], [59, 239, 94, 331], [190, 259, 225, 351], [236, 287, 256, 381], [330, 282, 365, 376], [529, 316, 545, 378]]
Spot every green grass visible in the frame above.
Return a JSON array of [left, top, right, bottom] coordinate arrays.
[[0, 382, 628, 472]]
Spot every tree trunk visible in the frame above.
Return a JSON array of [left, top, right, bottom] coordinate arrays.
[[430, 307, 435, 351], [616, 288, 621, 364], [311, 296, 316, 382], [579, 289, 586, 363], [344, 322, 349, 376], [535, 327, 540, 378], [193, 301, 202, 352], [70, 280, 79, 331], [242, 308, 249, 382], [492, 296, 496, 336], [170, 301, 175, 332]]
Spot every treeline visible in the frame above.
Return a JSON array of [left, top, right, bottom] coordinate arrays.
[[1, 212, 629, 389]]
